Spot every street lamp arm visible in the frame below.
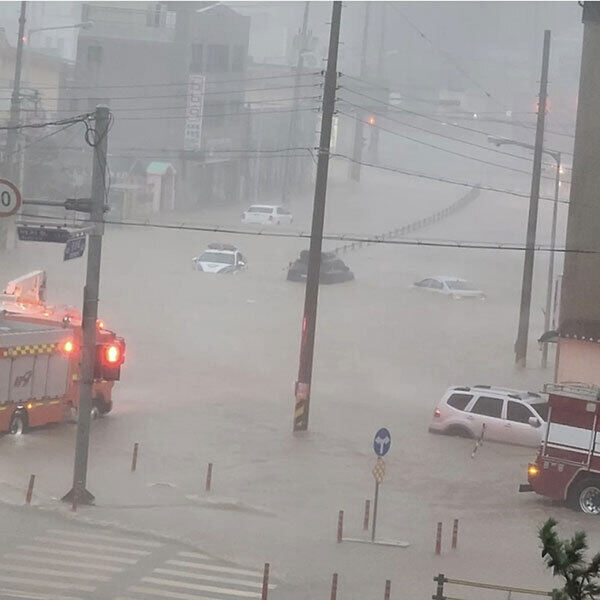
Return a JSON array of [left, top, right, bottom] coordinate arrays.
[[28, 22, 93, 37], [487, 136, 560, 163]]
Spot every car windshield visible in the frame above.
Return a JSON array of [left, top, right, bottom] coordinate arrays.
[[446, 280, 477, 291], [199, 252, 234, 265], [531, 402, 549, 421], [248, 207, 273, 214]]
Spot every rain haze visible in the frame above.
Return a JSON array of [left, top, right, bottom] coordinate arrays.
[[1, 1, 600, 599]]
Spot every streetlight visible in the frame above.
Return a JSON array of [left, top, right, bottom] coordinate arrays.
[[488, 136, 562, 370], [26, 21, 93, 45]]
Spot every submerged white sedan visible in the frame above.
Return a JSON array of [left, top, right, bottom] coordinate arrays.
[[412, 276, 485, 299]]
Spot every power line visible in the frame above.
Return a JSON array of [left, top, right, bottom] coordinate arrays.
[[115, 106, 319, 122], [338, 108, 564, 182], [0, 113, 93, 131], [337, 95, 567, 174], [0, 82, 322, 104], [330, 151, 564, 204], [339, 81, 575, 156], [18, 211, 593, 255], [0, 72, 322, 93]]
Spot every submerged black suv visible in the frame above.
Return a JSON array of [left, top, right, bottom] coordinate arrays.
[[287, 250, 354, 284]]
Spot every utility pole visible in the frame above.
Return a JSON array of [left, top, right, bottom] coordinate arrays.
[[541, 151, 561, 369], [282, 1, 310, 205], [515, 30, 550, 368], [348, 1, 370, 182], [0, 0, 26, 251], [369, 2, 386, 162], [293, 0, 342, 432], [62, 105, 110, 505]]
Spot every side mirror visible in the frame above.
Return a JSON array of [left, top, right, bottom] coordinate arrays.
[[238, 261, 246, 267], [528, 416, 541, 428]]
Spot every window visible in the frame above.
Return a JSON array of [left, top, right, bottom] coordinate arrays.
[[446, 393, 472, 411], [87, 45, 102, 64], [430, 280, 444, 290], [82, 3, 90, 21], [507, 401, 534, 424], [470, 396, 503, 418], [232, 45, 245, 71], [532, 403, 549, 421], [277, 207, 291, 215], [415, 279, 430, 288], [207, 44, 229, 73], [191, 43, 203, 72]]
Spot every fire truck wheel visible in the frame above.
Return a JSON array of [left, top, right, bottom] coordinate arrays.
[[568, 478, 600, 514], [9, 412, 27, 436]]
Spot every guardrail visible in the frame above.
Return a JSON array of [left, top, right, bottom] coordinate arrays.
[[433, 573, 552, 600]]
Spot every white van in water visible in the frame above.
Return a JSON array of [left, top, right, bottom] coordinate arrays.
[[242, 204, 293, 225]]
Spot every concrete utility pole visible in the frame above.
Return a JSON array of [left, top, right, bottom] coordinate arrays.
[[514, 30, 550, 368], [282, 1, 310, 205], [369, 2, 386, 162], [348, 1, 370, 182], [0, 1, 26, 251], [62, 106, 110, 506], [293, 0, 342, 432]]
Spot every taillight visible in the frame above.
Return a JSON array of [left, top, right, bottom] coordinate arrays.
[[528, 463, 539, 477], [97, 319, 105, 330], [434, 409, 441, 417]]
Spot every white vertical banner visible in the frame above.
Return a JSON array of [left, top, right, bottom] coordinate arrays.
[[184, 74, 206, 151]]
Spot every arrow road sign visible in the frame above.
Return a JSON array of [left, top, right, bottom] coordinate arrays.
[[0, 179, 21, 217], [373, 427, 391, 457]]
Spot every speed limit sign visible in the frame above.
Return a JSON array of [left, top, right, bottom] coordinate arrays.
[[0, 179, 21, 217]]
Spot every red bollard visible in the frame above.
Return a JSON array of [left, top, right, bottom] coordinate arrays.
[[363, 499, 370, 531], [435, 522, 442, 555], [261, 563, 269, 600], [131, 442, 139, 472], [451, 518, 458, 550], [205, 462, 213, 492], [384, 579, 391, 600], [330, 573, 338, 600], [25, 474, 35, 505], [337, 510, 344, 543]]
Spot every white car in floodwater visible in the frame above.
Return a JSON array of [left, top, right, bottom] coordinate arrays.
[[192, 243, 247, 274], [412, 276, 486, 299], [242, 204, 293, 225]]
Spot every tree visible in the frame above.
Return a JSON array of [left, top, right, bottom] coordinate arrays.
[[539, 518, 600, 600]]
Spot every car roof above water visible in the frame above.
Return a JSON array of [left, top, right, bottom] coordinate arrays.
[[448, 385, 544, 402]]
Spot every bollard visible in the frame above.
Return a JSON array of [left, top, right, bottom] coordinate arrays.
[[131, 442, 139, 472], [261, 563, 269, 600], [433, 574, 446, 600], [451, 518, 458, 550], [205, 462, 213, 492], [363, 499, 370, 531], [337, 510, 344, 543], [435, 522, 442, 555], [384, 579, 391, 600], [330, 573, 338, 600], [25, 474, 35, 505]]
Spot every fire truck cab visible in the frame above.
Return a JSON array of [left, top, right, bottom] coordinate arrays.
[[521, 383, 600, 514]]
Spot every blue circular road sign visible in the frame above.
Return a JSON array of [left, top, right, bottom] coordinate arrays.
[[373, 427, 391, 457]]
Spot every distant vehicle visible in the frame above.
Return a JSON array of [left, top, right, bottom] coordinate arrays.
[[412, 276, 485, 299], [242, 204, 293, 225], [429, 385, 548, 447], [287, 250, 354, 284], [192, 243, 247, 274]]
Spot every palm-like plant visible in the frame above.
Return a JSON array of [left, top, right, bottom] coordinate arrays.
[[539, 518, 600, 600]]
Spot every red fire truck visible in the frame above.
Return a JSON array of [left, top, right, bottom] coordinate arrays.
[[0, 271, 125, 435], [520, 382, 600, 514]]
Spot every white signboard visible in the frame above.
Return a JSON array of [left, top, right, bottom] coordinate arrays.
[[184, 74, 206, 151], [0, 179, 21, 217]]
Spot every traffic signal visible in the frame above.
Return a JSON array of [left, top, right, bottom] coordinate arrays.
[[94, 337, 125, 380]]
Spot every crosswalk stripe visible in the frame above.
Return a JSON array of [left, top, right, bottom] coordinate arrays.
[[35, 536, 152, 556], [6, 553, 125, 572], [47, 529, 163, 549], [177, 551, 214, 560], [0, 574, 96, 593], [129, 586, 224, 600], [19, 544, 139, 565], [0, 563, 110, 582], [141, 577, 262, 598], [154, 568, 274, 590], [0, 589, 83, 600], [166, 560, 262, 578]]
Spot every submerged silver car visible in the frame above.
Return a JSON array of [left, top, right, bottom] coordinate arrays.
[[429, 385, 548, 447]]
